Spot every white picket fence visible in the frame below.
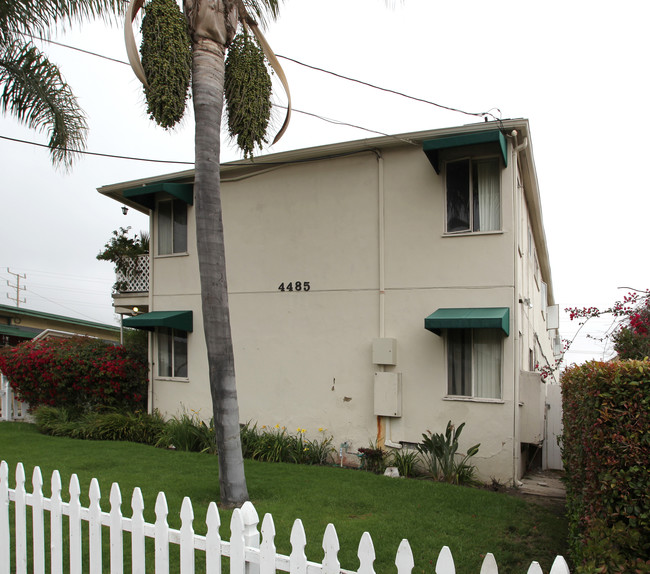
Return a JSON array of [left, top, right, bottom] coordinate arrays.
[[0, 461, 571, 574]]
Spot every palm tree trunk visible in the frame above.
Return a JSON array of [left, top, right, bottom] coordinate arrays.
[[192, 35, 249, 508]]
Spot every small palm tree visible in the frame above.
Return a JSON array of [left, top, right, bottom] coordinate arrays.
[[0, 0, 123, 169]]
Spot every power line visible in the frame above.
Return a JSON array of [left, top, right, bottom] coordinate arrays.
[[0, 134, 195, 165], [25, 33, 129, 66], [276, 54, 501, 121], [27, 34, 503, 126]]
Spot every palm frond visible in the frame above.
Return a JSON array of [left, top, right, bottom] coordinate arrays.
[[0, 0, 124, 43], [0, 40, 87, 169], [241, 0, 282, 29]]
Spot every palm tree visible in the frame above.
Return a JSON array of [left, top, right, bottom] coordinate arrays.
[[127, 0, 286, 507], [0, 0, 123, 169]]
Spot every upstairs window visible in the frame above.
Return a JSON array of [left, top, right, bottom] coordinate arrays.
[[158, 198, 187, 255], [157, 327, 188, 378], [445, 158, 500, 233], [447, 329, 502, 399]]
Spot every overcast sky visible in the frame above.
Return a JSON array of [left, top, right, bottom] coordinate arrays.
[[1, 0, 648, 367]]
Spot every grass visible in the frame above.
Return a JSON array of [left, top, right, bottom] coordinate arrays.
[[0, 421, 568, 573]]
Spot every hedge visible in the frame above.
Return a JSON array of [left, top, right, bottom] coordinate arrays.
[[561, 360, 650, 573], [0, 336, 147, 411]]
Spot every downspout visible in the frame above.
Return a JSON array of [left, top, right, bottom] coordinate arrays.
[[375, 150, 402, 449], [148, 207, 155, 414], [511, 130, 528, 485]]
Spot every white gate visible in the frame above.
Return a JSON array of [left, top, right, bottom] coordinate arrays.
[[0, 372, 28, 422], [544, 384, 563, 470]]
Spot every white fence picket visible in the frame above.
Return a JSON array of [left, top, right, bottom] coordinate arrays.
[[322, 523, 341, 574], [550, 556, 571, 574], [14, 463, 26, 574], [259, 513, 277, 574], [180, 497, 196, 574], [289, 519, 308, 574], [31, 467, 45, 574], [436, 546, 455, 574], [50, 471, 63, 574], [241, 501, 260, 574], [131, 487, 146, 574], [395, 539, 414, 574], [110, 482, 125, 574], [154, 491, 170, 574], [89, 478, 103, 574], [231, 508, 246, 574], [206, 501, 222, 574], [0, 460, 574, 574], [479, 553, 498, 574], [357, 531, 375, 574], [0, 461, 9, 574], [68, 474, 82, 574]]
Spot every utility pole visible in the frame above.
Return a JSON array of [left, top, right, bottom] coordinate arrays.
[[6, 268, 26, 307]]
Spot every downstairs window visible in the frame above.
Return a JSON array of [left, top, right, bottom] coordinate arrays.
[[447, 329, 502, 399]]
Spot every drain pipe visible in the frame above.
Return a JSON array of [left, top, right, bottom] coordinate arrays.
[[375, 150, 402, 450], [511, 130, 528, 485]]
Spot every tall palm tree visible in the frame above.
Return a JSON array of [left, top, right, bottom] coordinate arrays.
[[0, 0, 123, 169], [126, 0, 287, 507], [189, 0, 287, 509]]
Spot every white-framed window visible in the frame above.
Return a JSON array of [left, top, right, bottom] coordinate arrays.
[[447, 329, 502, 399], [157, 327, 188, 378], [158, 198, 188, 255], [445, 157, 501, 233]]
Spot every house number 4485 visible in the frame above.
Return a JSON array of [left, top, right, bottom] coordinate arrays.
[[278, 281, 310, 292]]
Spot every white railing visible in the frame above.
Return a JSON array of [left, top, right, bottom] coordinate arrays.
[[115, 254, 149, 293], [0, 461, 571, 574], [0, 373, 28, 422]]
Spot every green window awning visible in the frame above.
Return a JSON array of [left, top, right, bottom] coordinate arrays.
[[123, 310, 193, 332], [0, 324, 40, 339], [425, 307, 509, 336], [422, 130, 508, 174], [123, 182, 193, 210]]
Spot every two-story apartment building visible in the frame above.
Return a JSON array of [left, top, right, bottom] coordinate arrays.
[[98, 119, 561, 483]]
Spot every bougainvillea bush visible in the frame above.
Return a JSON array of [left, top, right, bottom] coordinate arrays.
[[561, 360, 650, 573], [0, 336, 148, 411]]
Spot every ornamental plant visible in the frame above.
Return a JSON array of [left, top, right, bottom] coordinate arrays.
[[239, 422, 334, 465], [417, 421, 480, 485], [97, 227, 150, 292], [561, 360, 650, 572], [0, 336, 148, 412], [538, 288, 650, 380]]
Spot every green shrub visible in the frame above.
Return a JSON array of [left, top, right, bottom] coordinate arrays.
[[358, 444, 387, 474], [33, 406, 166, 445], [240, 423, 334, 464], [416, 421, 480, 485], [561, 360, 650, 572], [155, 411, 216, 454], [0, 336, 147, 411], [389, 448, 420, 478]]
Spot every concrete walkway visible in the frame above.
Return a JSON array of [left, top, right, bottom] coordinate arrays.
[[518, 470, 566, 500]]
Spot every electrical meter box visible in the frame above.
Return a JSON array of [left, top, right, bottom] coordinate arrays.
[[373, 372, 402, 417], [372, 338, 397, 365]]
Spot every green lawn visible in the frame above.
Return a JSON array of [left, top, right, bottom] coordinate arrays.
[[0, 422, 568, 573]]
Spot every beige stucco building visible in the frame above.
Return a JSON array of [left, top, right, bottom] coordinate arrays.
[[99, 119, 561, 483]]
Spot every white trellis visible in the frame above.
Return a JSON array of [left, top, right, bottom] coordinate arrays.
[[0, 461, 571, 574], [115, 254, 149, 293]]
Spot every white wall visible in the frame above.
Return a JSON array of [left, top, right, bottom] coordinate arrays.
[[144, 125, 556, 483]]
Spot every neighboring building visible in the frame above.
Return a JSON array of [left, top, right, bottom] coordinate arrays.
[[0, 304, 121, 420], [98, 119, 562, 483], [0, 304, 120, 346]]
